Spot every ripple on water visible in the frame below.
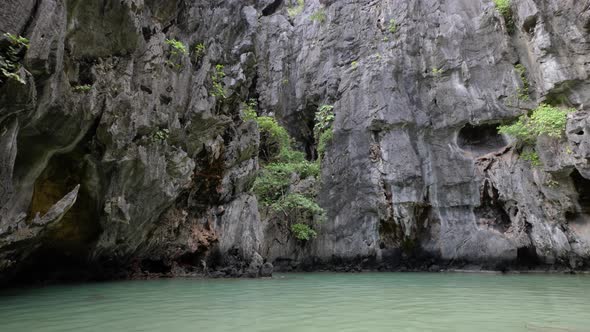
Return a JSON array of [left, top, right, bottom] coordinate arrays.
[[0, 273, 589, 332]]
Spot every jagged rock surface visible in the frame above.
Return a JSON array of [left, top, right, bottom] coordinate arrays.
[[256, 0, 590, 271], [0, 0, 268, 284], [1, 0, 590, 284]]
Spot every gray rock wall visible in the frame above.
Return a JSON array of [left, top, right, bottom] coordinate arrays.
[[257, 0, 590, 271], [0, 0, 268, 283], [1, 0, 590, 283]]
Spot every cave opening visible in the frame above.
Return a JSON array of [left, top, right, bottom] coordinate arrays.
[[5, 121, 104, 285], [140, 259, 171, 274], [516, 246, 539, 267], [457, 123, 507, 155], [571, 169, 590, 214], [280, 102, 320, 161], [77, 58, 97, 86]]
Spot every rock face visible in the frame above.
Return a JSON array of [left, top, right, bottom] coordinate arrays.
[[0, 0, 268, 283], [256, 0, 590, 271], [1, 0, 590, 284]]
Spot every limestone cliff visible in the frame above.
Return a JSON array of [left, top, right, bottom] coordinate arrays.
[[0, 0, 589, 284]]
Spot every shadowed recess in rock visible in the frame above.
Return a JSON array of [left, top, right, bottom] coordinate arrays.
[[571, 169, 590, 214], [457, 123, 507, 155]]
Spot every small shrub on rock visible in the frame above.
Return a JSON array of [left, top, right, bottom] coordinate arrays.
[[493, 0, 514, 33], [310, 9, 326, 23], [211, 64, 226, 99], [498, 104, 575, 143], [314, 104, 335, 159], [287, 0, 305, 18], [498, 104, 575, 167], [165, 38, 187, 69], [291, 223, 317, 241]]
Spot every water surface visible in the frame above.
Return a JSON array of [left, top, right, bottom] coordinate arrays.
[[1, 272, 589, 331]]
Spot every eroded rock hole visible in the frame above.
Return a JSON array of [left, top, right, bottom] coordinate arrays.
[[262, 0, 283, 16], [457, 123, 507, 155], [78, 59, 97, 85], [523, 16, 537, 34], [517, 246, 539, 267], [7, 135, 103, 284], [159, 95, 172, 105], [140, 259, 171, 274], [141, 26, 154, 41], [571, 169, 590, 214]]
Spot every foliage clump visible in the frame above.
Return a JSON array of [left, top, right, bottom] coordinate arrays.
[[310, 9, 326, 23], [291, 223, 317, 241], [246, 100, 324, 241], [0, 33, 29, 85], [521, 150, 541, 167], [388, 19, 398, 34], [193, 42, 206, 61], [243, 99, 258, 121], [515, 64, 530, 101], [314, 105, 335, 158], [165, 38, 187, 69], [287, 0, 305, 18], [73, 84, 92, 93], [499, 104, 575, 167], [498, 104, 575, 143], [153, 128, 170, 142], [432, 67, 444, 76], [493, 0, 514, 33], [211, 64, 226, 99]]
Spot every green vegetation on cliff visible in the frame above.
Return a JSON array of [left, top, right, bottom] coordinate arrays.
[[0, 33, 29, 85], [310, 9, 326, 23], [287, 0, 305, 18], [165, 38, 187, 69], [498, 104, 575, 166], [193, 42, 206, 61], [498, 104, 574, 143], [211, 64, 226, 99], [314, 105, 335, 159], [245, 100, 325, 241], [493, 0, 514, 33], [514, 64, 530, 101], [388, 19, 398, 34], [72, 84, 92, 93]]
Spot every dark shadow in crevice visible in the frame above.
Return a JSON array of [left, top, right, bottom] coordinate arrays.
[[140, 259, 171, 274], [458, 123, 507, 155], [281, 101, 319, 161], [475, 180, 512, 233], [3, 128, 103, 286], [517, 245, 539, 267], [571, 169, 590, 214], [262, 0, 283, 16], [523, 15, 537, 35]]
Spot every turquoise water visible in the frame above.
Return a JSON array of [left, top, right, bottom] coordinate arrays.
[[1, 273, 589, 332]]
